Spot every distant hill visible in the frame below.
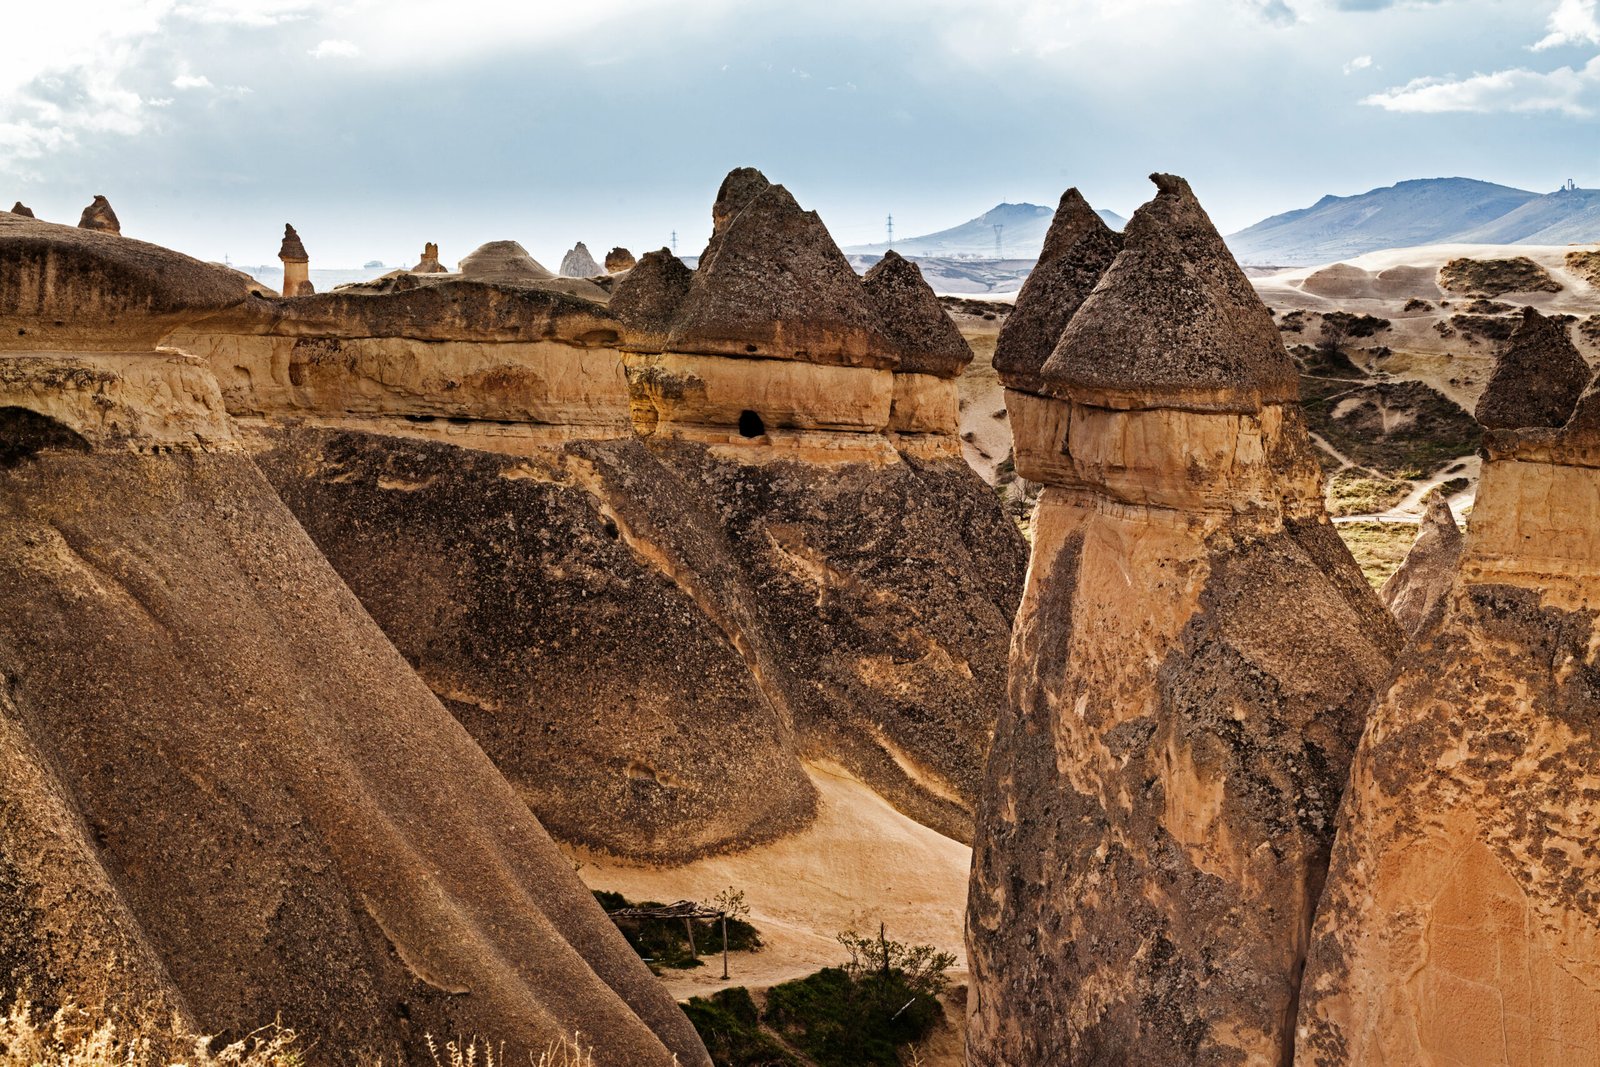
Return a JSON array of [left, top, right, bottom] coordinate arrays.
[[843, 202, 1126, 260], [1224, 177, 1600, 266]]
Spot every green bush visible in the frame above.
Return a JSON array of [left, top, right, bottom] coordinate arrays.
[[682, 988, 797, 1067], [593, 890, 762, 971]]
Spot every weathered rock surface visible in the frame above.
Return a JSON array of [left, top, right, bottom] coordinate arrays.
[[1296, 336, 1600, 1067], [560, 241, 603, 278], [605, 246, 636, 272], [0, 219, 709, 1067], [411, 241, 446, 273], [279, 224, 311, 297], [610, 248, 693, 351], [861, 251, 973, 379], [458, 240, 555, 284], [1379, 490, 1463, 638], [1473, 305, 1589, 430], [77, 195, 120, 234], [967, 174, 1400, 1066], [8, 202, 33, 218]]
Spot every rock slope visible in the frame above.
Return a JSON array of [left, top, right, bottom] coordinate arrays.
[[966, 175, 1401, 1066], [0, 212, 709, 1067], [1379, 491, 1463, 638]]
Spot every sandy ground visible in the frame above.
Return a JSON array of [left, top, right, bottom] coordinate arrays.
[[576, 760, 972, 1003]]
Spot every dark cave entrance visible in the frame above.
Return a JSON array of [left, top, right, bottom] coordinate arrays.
[[737, 410, 766, 438]]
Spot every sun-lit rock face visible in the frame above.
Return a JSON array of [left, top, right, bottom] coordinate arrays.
[[966, 174, 1400, 1067], [605, 246, 636, 273], [1296, 349, 1600, 1067], [0, 220, 710, 1067], [278, 224, 312, 298], [559, 241, 602, 278]]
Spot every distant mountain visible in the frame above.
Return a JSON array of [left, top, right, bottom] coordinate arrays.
[[843, 202, 1126, 260], [1224, 177, 1596, 266]]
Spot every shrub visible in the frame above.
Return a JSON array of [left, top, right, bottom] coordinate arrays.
[[682, 989, 796, 1067], [0, 999, 298, 1067], [1402, 297, 1433, 313], [1438, 256, 1561, 296]]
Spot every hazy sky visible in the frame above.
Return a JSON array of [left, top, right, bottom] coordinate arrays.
[[3, 0, 1598, 267]]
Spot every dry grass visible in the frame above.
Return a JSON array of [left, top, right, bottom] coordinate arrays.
[[1334, 520, 1417, 590], [428, 1034, 597, 1067], [0, 1000, 297, 1067]]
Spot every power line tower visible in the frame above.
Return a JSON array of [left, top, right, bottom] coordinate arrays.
[[671, 230, 678, 256], [886, 213, 894, 248], [993, 223, 1004, 259]]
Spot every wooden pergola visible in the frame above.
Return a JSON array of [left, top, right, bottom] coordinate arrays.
[[606, 900, 733, 979]]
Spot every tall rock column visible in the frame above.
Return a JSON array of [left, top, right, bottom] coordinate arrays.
[[278, 224, 311, 297], [1296, 313, 1600, 1066], [966, 174, 1400, 1066]]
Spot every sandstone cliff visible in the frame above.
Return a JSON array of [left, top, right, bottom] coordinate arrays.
[[0, 212, 709, 1067], [966, 175, 1401, 1066], [1296, 337, 1600, 1066]]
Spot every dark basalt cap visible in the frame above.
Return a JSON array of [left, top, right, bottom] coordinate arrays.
[[1042, 174, 1298, 411], [605, 247, 636, 273], [665, 167, 898, 368], [993, 188, 1121, 394], [278, 224, 309, 263], [0, 212, 252, 346], [861, 251, 973, 378], [78, 194, 120, 234], [10, 202, 34, 218], [611, 248, 695, 350], [1473, 306, 1588, 430]]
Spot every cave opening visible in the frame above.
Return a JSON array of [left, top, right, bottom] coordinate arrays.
[[737, 410, 766, 438]]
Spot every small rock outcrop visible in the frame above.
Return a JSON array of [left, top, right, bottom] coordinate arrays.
[[605, 246, 636, 272], [9, 201, 33, 218], [559, 241, 602, 278], [457, 239, 554, 284], [1473, 305, 1589, 430], [412, 241, 446, 273], [277, 224, 311, 298], [1379, 490, 1462, 637], [966, 174, 1401, 1066], [608, 248, 692, 350], [77, 195, 120, 234], [1297, 344, 1600, 1064]]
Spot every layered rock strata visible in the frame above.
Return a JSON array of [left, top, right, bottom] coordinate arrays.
[[966, 175, 1401, 1066], [1296, 348, 1600, 1066], [0, 212, 709, 1067]]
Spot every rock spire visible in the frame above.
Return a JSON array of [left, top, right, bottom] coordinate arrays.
[[1379, 491, 1463, 638], [10, 201, 34, 218], [412, 242, 447, 273], [604, 246, 636, 272], [78, 194, 120, 234], [559, 241, 602, 278], [860, 251, 973, 378]]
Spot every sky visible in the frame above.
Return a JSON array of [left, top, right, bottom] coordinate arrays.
[[3, 0, 1599, 267]]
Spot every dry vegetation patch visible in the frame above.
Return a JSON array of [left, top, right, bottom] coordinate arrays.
[[1326, 470, 1411, 517], [1566, 249, 1600, 288], [1334, 521, 1417, 589], [1438, 256, 1561, 297]]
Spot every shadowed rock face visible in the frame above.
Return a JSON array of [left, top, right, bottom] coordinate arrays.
[[1473, 305, 1589, 430], [1042, 174, 1300, 412], [860, 251, 973, 379], [9, 202, 33, 218], [1379, 490, 1463, 638], [992, 188, 1121, 396], [560, 242, 602, 278], [967, 174, 1400, 1067], [610, 248, 695, 350], [1296, 371, 1600, 1067], [77, 195, 120, 234], [605, 246, 636, 272], [0, 223, 709, 1067], [662, 167, 898, 368]]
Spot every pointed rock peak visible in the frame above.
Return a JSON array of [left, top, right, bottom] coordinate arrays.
[[605, 246, 636, 273], [10, 202, 33, 218], [712, 167, 773, 231], [994, 186, 1123, 391], [458, 240, 555, 284], [666, 168, 895, 367], [1474, 306, 1588, 430], [78, 195, 120, 234], [862, 251, 973, 378], [278, 224, 308, 262], [1041, 173, 1296, 411], [1419, 489, 1461, 542], [1379, 489, 1464, 637], [612, 247, 695, 345], [559, 242, 602, 278]]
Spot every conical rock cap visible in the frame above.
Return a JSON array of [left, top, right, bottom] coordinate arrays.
[[278, 224, 308, 263], [1474, 306, 1588, 431], [458, 240, 556, 284], [1380, 490, 1463, 638], [1043, 173, 1296, 411], [861, 250, 972, 378]]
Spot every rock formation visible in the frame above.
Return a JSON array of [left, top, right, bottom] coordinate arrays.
[[77, 194, 120, 234], [457, 240, 608, 301], [411, 241, 446, 273], [966, 174, 1401, 1066], [1473, 305, 1589, 430], [605, 246, 636, 272], [1296, 341, 1600, 1066], [9, 202, 32, 218], [559, 241, 602, 278], [0, 211, 708, 1067], [861, 250, 972, 434], [278, 223, 312, 297], [168, 166, 1025, 860], [1379, 490, 1463, 638]]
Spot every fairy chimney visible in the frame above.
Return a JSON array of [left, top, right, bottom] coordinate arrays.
[[278, 224, 311, 298], [1378, 490, 1463, 638], [966, 174, 1400, 1067], [605, 246, 636, 273], [78, 195, 120, 234], [10, 201, 34, 218], [412, 242, 446, 273]]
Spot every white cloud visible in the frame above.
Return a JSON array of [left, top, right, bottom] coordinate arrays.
[[170, 1, 316, 28], [1363, 55, 1600, 114], [171, 73, 213, 89], [1534, 0, 1600, 50], [1344, 54, 1374, 73], [308, 39, 361, 59]]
